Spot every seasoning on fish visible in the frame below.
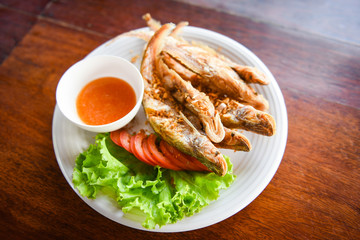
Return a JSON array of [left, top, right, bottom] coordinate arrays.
[[157, 55, 225, 143], [162, 40, 269, 111]]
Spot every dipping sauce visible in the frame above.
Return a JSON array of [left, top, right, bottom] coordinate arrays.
[[76, 77, 136, 125]]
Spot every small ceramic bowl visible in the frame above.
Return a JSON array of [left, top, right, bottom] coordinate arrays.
[[56, 55, 144, 132]]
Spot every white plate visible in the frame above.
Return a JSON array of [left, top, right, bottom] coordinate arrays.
[[52, 26, 288, 232]]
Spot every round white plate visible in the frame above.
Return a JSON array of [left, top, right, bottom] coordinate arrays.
[[52, 26, 288, 232]]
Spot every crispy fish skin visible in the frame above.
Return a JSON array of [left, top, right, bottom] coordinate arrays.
[[163, 40, 269, 111], [181, 109, 252, 152], [141, 24, 227, 176], [214, 127, 252, 152], [230, 65, 269, 85], [215, 98, 276, 136], [161, 51, 201, 84], [189, 40, 269, 85], [161, 51, 275, 136], [157, 55, 225, 143], [149, 111, 227, 176]]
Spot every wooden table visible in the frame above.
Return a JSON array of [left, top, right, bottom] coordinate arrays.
[[1, 0, 359, 239]]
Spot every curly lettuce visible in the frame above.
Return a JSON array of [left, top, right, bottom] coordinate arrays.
[[73, 133, 235, 229]]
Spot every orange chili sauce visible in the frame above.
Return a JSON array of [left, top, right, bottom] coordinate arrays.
[[76, 76, 136, 125]]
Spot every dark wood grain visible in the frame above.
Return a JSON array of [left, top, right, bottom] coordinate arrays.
[[0, 0, 50, 14], [0, 0, 359, 239], [0, 7, 37, 63]]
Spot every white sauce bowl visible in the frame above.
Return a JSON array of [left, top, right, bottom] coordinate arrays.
[[56, 55, 144, 132]]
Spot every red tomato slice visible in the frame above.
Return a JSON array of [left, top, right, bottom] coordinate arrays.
[[163, 141, 210, 172], [110, 130, 122, 147], [159, 140, 192, 170], [142, 137, 157, 166], [119, 130, 131, 152], [187, 155, 210, 171], [131, 131, 156, 166], [130, 134, 141, 159], [114, 130, 208, 172], [188, 156, 210, 172], [147, 134, 182, 171]]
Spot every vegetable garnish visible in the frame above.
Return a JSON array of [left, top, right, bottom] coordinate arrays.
[[110, 129, 211, 172], [73, 133, 236, 229]]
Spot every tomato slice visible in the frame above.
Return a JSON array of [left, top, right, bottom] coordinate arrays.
[[130, 134, 141, 159], [159, 140, 192, 170], [188, 156, 210, 172], [163, 141, 210, 172], [131, 131, 156, 166], [110, 130, 122, 147], [119, 130, 131, 152], [146, 134, 182, 171], [142, 137, 157, 166], [114, 130, 208, 172]]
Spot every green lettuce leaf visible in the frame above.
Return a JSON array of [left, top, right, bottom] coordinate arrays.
[[72, 133, 236, 229]]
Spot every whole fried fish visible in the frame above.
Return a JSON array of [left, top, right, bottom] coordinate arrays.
[[141, 23, 227, 176]]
